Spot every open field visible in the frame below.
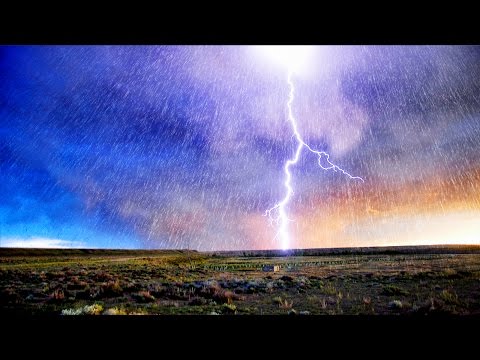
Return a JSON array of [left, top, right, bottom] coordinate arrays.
[[1, 246, 480, 315]]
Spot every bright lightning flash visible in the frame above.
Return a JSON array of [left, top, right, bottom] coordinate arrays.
[[256, 46, 313, 74], [264, 47, 364, 251]]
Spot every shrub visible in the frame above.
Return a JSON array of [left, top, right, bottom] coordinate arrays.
[[388, 300, 403, 309], [93, 271, 113, 282], [189, 296, 208, 306], [103, 307, 127, 315], [222, 303, 237, 314], [320, 298, 327, 309], [61, 303, 103, 315], [133, 291, 155, 303], [278, 299, 293, 309], [382, 285, 408, 296], [89, 287, 102, 299], [147, 283, 165, 297], [321, 283, 337, 296], [61, 308, 83, 315], [439, 290, 459, 305], [83, 304, 104, 315], [102, 280, 123, 297], [213, 289, 243, 303], [49, 289, 65, 302], [0, 288, 21, 304], [272, 296, 283, 305]]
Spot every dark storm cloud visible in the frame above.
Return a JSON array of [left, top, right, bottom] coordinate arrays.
[[1, 45, 479, 249], [0, 145, 79, 225]]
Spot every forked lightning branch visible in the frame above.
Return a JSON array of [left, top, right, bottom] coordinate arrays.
[[264, 52, 364, 250]]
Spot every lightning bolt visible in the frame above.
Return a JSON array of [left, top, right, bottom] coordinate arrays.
[[265, 70, 364, 250]]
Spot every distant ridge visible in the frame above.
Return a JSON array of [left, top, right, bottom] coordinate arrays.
[[208, 245, 480, 257], [1, 244, 480, 257]]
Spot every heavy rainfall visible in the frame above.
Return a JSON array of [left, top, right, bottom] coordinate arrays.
[[1, 46, 480, 251]]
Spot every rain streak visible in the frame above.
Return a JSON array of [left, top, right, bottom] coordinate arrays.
[[1, 46, 479, 250]]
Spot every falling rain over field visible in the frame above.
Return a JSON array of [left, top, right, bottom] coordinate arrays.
[[1, 46, 480, 251], [2, 46, 480, 316]]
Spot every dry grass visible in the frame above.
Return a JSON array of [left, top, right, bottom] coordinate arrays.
[[1, 248, 480, 315], [278, 299, 294, 309]]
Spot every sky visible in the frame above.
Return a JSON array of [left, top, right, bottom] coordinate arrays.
[[1, 45, 479, 250]]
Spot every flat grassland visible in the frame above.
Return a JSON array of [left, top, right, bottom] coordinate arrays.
[[1, 246, 480, 315]]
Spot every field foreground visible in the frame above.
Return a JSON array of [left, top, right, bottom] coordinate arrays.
[[1, 246, 480, 315]]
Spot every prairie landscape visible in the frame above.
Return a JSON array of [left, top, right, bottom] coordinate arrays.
[[3, 46, 480, 321], [1, 246, 480, 316]]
